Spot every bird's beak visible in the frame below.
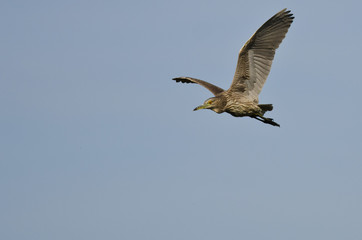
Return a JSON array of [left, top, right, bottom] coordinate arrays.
[[193, 103, 207, 111]]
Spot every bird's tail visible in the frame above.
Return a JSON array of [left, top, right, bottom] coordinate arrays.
[[258, 104, 273, 115]]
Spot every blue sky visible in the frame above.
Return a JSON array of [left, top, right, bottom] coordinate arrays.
[[1, 0, 362, 239]]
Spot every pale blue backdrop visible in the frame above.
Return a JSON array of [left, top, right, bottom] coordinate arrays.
[[1, 0, 362, 239]]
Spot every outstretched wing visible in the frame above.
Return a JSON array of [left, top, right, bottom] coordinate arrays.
[[229, 9, 294, 101], [172, 77, 224, 96]]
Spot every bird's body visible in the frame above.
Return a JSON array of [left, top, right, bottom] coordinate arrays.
[[225, 100, 262, 118], [173, 9, 294, 127], [206, 91, 261, 116]]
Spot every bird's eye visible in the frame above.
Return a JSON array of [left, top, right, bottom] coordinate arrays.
[[207, 100, 213, 104]]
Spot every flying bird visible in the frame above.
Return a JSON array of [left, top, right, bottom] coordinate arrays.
[[173, 9, 294, 127]]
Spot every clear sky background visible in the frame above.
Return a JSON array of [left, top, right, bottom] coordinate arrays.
[[1, 0, 362, 239]]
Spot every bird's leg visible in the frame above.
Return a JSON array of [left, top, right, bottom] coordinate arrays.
[[252, 116, 265, 122], [252, 116, 280, 127], [259, 115, 280, 127]]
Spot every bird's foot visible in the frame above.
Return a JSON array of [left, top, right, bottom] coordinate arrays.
[[265, 118, 280, 127]]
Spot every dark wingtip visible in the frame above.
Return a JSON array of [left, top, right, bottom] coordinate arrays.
[[172, 77, 196, 84]]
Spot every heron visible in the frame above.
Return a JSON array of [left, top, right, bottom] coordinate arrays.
[[173, 9, 294, 127]]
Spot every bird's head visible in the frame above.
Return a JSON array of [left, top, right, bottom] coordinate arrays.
[[193, 97, 225, 114]]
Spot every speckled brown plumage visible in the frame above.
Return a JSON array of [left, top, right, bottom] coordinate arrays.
[[173, 9, 294, 127]]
